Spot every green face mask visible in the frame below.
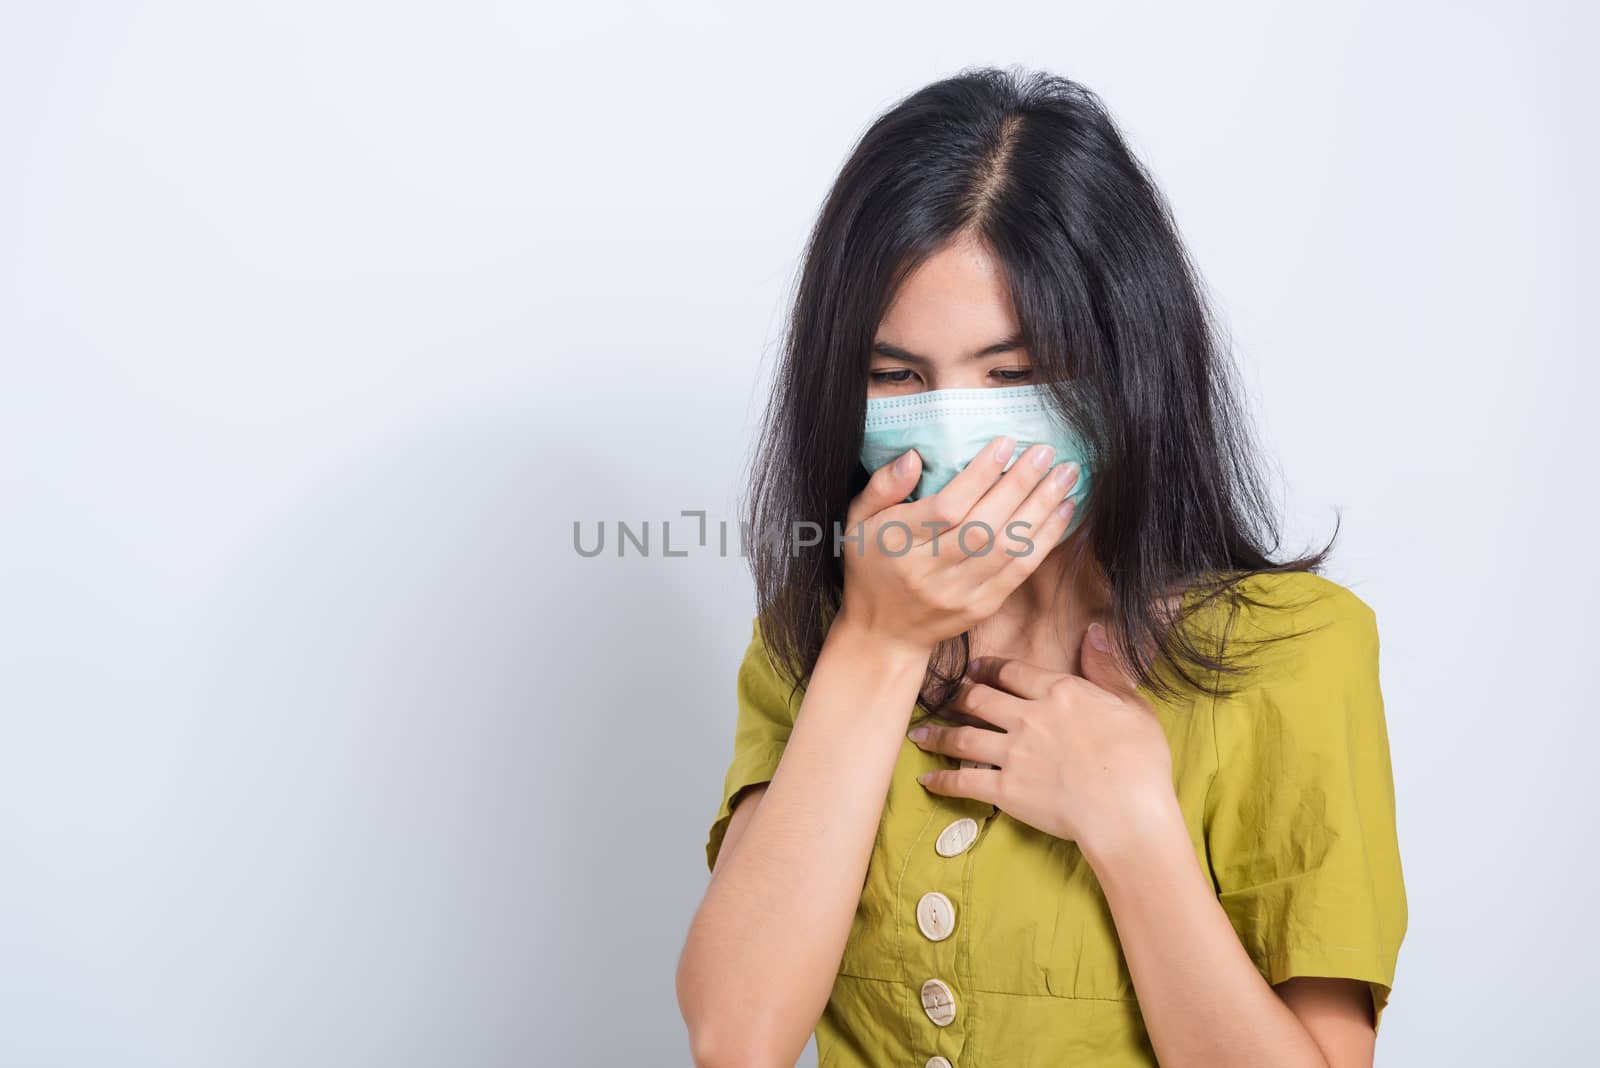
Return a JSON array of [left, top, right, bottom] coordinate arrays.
[[859, 384, 1095, 539]]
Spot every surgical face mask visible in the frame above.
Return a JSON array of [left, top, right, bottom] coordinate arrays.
[[859, 384, 1095, 539]]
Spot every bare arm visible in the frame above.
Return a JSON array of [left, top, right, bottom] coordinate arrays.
[[675, 620, 928, 1068], [709, 782, 766, 880], [1279, 978, 1378, 1065], [1088, 800, 1374, 1068]]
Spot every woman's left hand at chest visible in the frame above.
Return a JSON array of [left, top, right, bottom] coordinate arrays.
[[907, 620, 1180, 867]]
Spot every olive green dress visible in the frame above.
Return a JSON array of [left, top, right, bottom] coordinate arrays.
[[704, 571, 1407, 1067]]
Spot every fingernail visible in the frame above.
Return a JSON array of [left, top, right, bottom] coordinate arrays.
[[1052, 461, 1080, 489], [992, 436, 1015, 462], [1088, 622, 1109, 651], [966, 657, 984, 676], [917, 772, 932, 784], [1056, 498, 1075, 519], [895, 450, 915, 476], [908, 726, 929, 742], [1031, 444, 1055, 470]]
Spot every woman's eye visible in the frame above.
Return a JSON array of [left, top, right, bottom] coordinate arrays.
[[991, 368, 1033, 382], [870, 369, 916, 384]]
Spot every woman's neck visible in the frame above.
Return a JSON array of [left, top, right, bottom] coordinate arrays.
[[967, 529, 1109, 677]]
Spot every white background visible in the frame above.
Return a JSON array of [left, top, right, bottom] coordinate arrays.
[[1, 1, 1594, 1064]]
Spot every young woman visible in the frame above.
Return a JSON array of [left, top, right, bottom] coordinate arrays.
[[677, 66, 1406, 1068]]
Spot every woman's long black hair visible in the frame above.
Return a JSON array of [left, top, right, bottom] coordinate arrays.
[[744, 65, 1336, 711]]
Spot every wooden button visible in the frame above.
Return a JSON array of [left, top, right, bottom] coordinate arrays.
[[935, 817, 979, 857], [916, 891, 956, 941], [920, 977, 957, 1026], [925, 1058, 954, 1068]]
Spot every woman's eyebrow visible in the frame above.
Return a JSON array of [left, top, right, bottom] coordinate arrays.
[[870, 333, 1027, 364]]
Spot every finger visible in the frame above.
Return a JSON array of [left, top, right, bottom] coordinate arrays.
[[948, 677, 1028, 729], [1012, 459, 1083, 543], [964, 655, 1062, 700], [893, 435, 1015, 544], [908, 722, 1010, 766], [1078, 621, 1141, 699], [994, 460, 1081, 566], [846, 448, 923, 528], [954, 467, 1079, 589], [955, 443, 1060, 552], [916, 766, 1004, 807]]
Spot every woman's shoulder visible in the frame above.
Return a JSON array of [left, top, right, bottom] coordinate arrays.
[[1228, 568, 1376, 626], [1193, 570, 1391, 787], [1200, 570, 1379, 676]]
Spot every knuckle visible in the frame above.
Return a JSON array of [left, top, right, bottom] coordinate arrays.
[[1009, 541, 1045, 569], [991, 773, 1014, 808]]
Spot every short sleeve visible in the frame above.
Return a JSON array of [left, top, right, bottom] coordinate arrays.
[[704, 617, 805, 873], [1204, 578, 1408, 1033]]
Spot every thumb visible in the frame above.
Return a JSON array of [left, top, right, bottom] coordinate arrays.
[[1079, 620, 1140, 698], [849, 449, 922, 525]]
